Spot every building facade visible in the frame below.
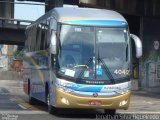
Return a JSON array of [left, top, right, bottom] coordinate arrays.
[[0, 45, 17, 70]]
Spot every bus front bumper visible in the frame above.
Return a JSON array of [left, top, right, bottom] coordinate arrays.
[[55, 88, 131, 110]]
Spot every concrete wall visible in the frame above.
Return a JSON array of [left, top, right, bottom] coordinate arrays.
[[0, 0, 14, 18], [140, 17, 160, 88]]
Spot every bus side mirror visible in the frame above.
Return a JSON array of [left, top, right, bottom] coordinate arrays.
[[50, 30, 57, 54], [130, 34, 142, 58]]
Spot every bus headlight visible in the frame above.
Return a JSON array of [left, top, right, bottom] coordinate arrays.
[[61, 97, 69, 105], [119, 100, 128, 107]]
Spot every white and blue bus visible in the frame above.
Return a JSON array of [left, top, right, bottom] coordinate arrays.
[[23, 6, 142, 115]]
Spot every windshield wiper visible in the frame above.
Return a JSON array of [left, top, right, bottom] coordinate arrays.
[[75, 56, 116, 84], [98, 58, 115, 84], [97, 46, 115, 84]]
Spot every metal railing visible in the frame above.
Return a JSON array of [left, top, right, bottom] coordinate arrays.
[[0, 17, 33, 29]]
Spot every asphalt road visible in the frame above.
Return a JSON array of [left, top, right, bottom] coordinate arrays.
[[0, 80, 105, 120], [0, 79, 160, 120]]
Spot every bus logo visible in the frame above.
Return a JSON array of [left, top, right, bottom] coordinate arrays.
[[93, 93, 98, 97]]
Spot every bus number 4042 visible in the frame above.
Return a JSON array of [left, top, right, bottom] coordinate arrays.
[[114, 69, 129, 75]]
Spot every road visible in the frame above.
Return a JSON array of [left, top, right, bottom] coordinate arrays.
[[0, 79, 160, 120]]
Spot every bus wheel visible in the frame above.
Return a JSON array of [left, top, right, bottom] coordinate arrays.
[[47, 94, 57, 114], [28, 81, 36, 105], [104, 109, 116, 116], [29, 95, 36, 105]]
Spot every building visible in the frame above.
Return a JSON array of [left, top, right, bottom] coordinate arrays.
[[0, 45, 17, 70]]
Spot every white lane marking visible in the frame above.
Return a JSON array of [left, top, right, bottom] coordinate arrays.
[[142, 100, 152, 104], [0, 111, 48, 114], [18, 104, 27, 110]]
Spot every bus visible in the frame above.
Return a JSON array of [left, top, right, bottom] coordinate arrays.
[[23, 6, 142, 115]]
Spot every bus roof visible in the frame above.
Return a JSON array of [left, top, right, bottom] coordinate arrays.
[[55, 7, 126, 22], [27, 7, 128, 28], [54, 7, 127, 26]]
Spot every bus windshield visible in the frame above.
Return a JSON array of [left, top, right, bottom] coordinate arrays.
[[57, 24, 130, 83]]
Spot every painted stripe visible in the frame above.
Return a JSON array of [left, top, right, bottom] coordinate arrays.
[[63, 20, 128, 26], [18, 104, 27, 110], [12, 96, 42, 111], [62, 81, 131, 92], [28, 57, 45, 84], [0, 111, 48, 114]]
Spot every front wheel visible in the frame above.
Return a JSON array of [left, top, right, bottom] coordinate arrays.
[[47, 94, 57, 114], [104, 109, 116, 116], [28, 80, 37, 105], [29, 95, 37, 105]]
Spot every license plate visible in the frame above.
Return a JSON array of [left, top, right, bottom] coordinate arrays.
[[89, 100, 102, 106]]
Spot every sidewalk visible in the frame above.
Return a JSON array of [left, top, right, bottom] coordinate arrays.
[[118, 89, 160, 114]]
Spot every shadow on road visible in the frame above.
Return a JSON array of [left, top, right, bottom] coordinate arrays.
[[0, 87, 10, 94], [54, 109, 100, 118]]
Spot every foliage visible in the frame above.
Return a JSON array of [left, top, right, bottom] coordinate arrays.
[[13, 50, 23, 60]]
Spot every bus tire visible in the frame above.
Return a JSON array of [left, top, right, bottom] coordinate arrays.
[[29, 95, 36, 105], [47, 94, 57, 114], [28, 80, 36, 105], [104, 109, 116, 116]]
